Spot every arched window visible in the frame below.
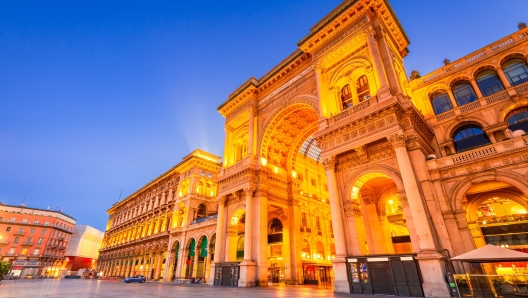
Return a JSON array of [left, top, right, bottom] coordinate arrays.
[[301, 239, 311, 259], [452, 81, 477, 106], [502, 58, 528, 86], [206, 182, 213, 197], [196, 204, 207, 220], [315, 241, 325, 260], [356, 75, 370, 102], [476, 70, 504, 96], [506, 107, 528, 132], [268, 218, 283, 234], [340, 84, 352, 109], [237, 236, 245, 260], [452, 125, 491, 152], [430, 91, 453, 115]]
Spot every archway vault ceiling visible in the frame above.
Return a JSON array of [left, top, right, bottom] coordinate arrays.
[[266, 107, 319, 168]]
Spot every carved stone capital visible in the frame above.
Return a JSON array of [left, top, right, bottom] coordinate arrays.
[[322, 156, 336, 172], [388, 130, 407, 149], [244, 187, 254, 198], [218, 196, 227, 206], [255, 188, 268, 198]]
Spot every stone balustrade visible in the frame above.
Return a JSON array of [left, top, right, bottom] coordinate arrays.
[[433, 81, 528, 123], [426, 135, 528, 170]]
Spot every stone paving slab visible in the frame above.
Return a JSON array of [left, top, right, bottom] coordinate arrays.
[[0, 279, 413, 298]]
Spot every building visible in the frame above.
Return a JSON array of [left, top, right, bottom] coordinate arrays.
[[64, 225, 104, 273], [0, 203, 76, 277], [97, 149, 221, 281], [99, 0, 528, 297]]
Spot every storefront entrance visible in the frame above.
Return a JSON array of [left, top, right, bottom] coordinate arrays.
[[213, 263, 240, 287], [268, 266, 284, 284], [346, 255, 423, 297]]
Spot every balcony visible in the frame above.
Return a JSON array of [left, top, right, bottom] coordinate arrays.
[[58, 246, 66, 250], [426, 135, 528, 170], [433, 81, 528, 123], [21, 242, 34, 246], [0, 240, 8, 245], [3, 253, 18, 257], [13, 231, 26, 236]]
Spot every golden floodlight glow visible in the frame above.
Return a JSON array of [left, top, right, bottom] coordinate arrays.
[[194, 153, 218, 163], [351, 186, 359, 200], [291, 170, 297, 178], [273, 167, 279, 174], [231, 216, 239, 226], [260, 157, 268, 166]]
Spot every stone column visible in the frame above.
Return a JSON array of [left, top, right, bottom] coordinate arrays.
[[248, 107, 255, 157], [496, 67, 512, 89], [192, 248, 200, 277], [209, 196, 227, 284], [148, 199, 153, 212], [388, 131, 450, 297], [204, 246, 212, 282], [399, 192, 421, 254], [323, 156, 350, 293], [255, 189, 269, 287], [372, 23, 402, 94], [365, 28, 389, 92], [287, 198, 302, 284], [223, 126, 231, 167], [225, 228, 238, 262], [154, 253, 163, 280], [445, 89, 459, 108], [147, 255, 154, 280], [239, 188, 256, 287], [124, 260, 131, 278], [163, 252, 172, 282], [469, 78, 484, 98]]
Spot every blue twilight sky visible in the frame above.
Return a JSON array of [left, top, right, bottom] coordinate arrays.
[[0, 0, 527, 231]]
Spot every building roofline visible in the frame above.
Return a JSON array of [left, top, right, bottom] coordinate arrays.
[[0, 202, 76, 220]]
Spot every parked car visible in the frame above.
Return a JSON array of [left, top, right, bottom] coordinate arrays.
[[124, 275, 146, 283]]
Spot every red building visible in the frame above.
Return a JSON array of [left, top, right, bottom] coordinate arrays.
[[0, 203, 76, 277]]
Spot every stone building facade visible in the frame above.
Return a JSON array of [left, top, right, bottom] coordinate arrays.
[[0, 203, 76, 277], [97, 150, 221, 282], [99, 0, 528, 297]]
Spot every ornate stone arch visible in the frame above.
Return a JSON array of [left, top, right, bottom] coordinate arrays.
[[444, 118, 491, 141], [258, 101, 319, 167], [448, 76, 472, 88], [450, 171, 528, 211], [472, 64, 498, 78], [498, 100, 528, 123], [499, 52, 528, 66], [426, 83, 450, 98], [328, 56, 372, 87], [343, 164, 405, 202], [465, 190, 528, 222]]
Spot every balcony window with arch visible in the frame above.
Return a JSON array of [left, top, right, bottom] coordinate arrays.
[[452, 81, 477, 106], [196, 204, 207, 220], [452, 124, 491, 153], [506, 107, 528, 132], [476, 70, 504, 96], [430, 91, 453, 115], [356, 75, 370, 102], [340, 84, 352, 110], [502, 58, 528, 86]]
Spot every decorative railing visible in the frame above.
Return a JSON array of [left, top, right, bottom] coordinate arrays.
[[13, 231, 26, 236], [21, 242, 34, 246], [433, 82, 528, 122], [427, 135, 528, 170], [420, 26, 528, 85], [220, 156, 252, 177], [328, 98, 373, 126]]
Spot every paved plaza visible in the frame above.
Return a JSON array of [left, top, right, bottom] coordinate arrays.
[[0, 279, 414, 298]]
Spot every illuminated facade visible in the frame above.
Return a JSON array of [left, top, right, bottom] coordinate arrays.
[[98, 0, 528, 297], [0, 203, 76, 278], [98, 149, 221, 282]]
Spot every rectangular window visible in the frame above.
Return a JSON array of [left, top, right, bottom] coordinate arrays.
[[316, 217, 321, 231], [6, 227, 11, 232], [26, 237, 32, 243], [311, 179, 317, 187], [30, 228, 35, 234], [41, 229, 47, 235], [37, 238, 43, 245], [34, 220, 39, 224], [21, 248, 27, 255], [10, 218, 15, 222], [8, 248, 15, 254], [301, 213, 307, 227], [18, 227, 24, 232], [45, 221, 49, 226], [22, 218, 27, 223], [33, 249, 40, 256], [14, 236, 20, 244]]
